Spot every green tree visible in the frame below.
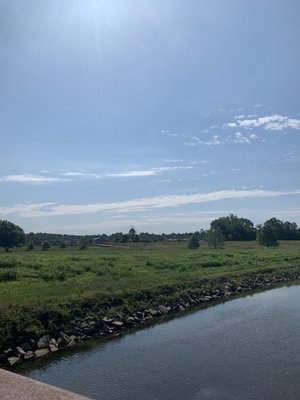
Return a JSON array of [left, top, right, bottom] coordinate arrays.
[[26, 243, 34, 251], [262, 218, 299, 240], [59, 242, 67, 250], [257, 224, 279, 247], [0, 220, 25, 252], [211, 214, 256, 240], [41, 241, 50, 251], [79, 237, 89, 250], [187, 233, 200, 249], [121, 234, 129, 243], [206, 228, 224, 249], [282, 221, 299, 240], [128, 227, 139, 242]]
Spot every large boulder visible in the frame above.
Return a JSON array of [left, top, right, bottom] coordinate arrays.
[[49, 339, 59, 352], [37, 335, 52, 350], [16, 346, 27, 358], [34, 348, 50, 359], [24, 351, 35, 361], [110, 321, 124, 330], [158, 305, 169, 315], [7, 356, 22, 367], [148, 308, 159, 317], [20, 342, 32, 353], [101, 321, 112, 334], [59, 331, 70, 345]]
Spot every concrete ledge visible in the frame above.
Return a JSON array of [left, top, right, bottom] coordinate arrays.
[[0, 368, 91, 400]]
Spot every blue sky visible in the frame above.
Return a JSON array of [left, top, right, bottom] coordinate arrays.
[[1, 0, 300, 234]]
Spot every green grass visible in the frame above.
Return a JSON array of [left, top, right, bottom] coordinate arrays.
[[0, 240, 299, 348]]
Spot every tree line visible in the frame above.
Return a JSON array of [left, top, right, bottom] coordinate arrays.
[[0, 215, 300, 252]]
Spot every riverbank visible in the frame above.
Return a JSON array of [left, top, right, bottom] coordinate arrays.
[[1, 268, 299, 369], [0, 241, 299, 368]]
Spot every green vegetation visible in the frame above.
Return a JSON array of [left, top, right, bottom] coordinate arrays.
[[0, 220, 25, 252], [206, 228, 225, 249], [187, 233, 200, 249], [211, 214, 256, 241], [79, 237, 90, 251], [0, 240, 299, 349], [257, 223, 279, 248]]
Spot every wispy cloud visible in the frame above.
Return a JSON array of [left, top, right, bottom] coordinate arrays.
[[0, 174, 67, 184], [1, 166, 193, 184], [232, 132, 250, 144], [63, 166, 193, 179], [1, 188, 300, 218], [185, 135, 221, 146], [223, 114, 300, 131]]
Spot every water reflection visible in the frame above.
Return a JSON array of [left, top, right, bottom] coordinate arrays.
[[23, 284, 300, 400]]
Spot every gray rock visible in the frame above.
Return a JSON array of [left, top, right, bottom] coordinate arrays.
[[115, 312, 126, 321], [20, 342, 32, 352], [158, 305, 169, 315], [125, 317, 136, 326], [57, 337, 65, 347], [132, 315, 142, 323], [67, 340, 76, 347], [83, 327, 96, 335], [34, 348, 50, 359], [101, 321, 112, 334], [59, 331, 70, 344], [4, 348, 15, 357], [16, 346, 26, 357], [37, 334, 52, 349], [148, 308, 159, 317], [49, 339, 58, 352], [7, 356, 22, 367], [110, 321, 124, 330], [136, 311, 144, 320], [178, 305, 185, 312], [24, 351, 35, 361]]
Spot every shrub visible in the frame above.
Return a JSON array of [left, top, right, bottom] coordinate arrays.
[[0, 270, 17, 282], [42, 241, 50, 251], [187, 234, 200, 249], [201, 260, 222, 268], [27, 243, 34, 251], [38, 268, 66, 281]]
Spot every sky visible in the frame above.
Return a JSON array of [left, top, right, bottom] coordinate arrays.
[[1, 0, 300, 234]]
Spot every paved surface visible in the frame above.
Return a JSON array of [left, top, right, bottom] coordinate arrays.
[[0, 368, 91, 400]]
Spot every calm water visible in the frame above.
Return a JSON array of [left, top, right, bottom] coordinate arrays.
[[23, 284, 300, 400]]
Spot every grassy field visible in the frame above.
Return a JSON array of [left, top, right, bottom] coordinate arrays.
[[0, 240, 300, 348]]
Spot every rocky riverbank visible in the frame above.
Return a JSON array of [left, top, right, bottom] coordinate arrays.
[[1, 271, 299, 369]]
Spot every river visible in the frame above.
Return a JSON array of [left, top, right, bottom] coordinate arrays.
[[21, 284, 300, 400]]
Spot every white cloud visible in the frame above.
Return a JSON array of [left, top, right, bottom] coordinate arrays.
[[185, 135, 221, 146], [233, 132, 250, 144], [63, 166, 193, 179], [1, 166, 194, 185], [223, 114, 300, 131], [0, 174, 67, 184], [105, 170, 157, 177], [1, 188, 300, 218], [249, 134, 258, 140]]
